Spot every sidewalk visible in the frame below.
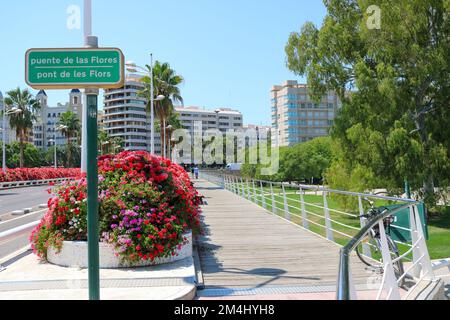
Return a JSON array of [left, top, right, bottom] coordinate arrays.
[[0, 248, 196, 300]]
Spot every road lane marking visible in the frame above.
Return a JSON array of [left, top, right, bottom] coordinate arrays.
[[0, 210, 46, 226]]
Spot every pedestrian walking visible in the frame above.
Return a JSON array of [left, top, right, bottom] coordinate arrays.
[[194, 166, 199, 179]]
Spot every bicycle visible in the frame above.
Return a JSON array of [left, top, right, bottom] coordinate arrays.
[[355, 198, 405, 286]]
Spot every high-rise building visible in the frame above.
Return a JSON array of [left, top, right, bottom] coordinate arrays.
[[175, 106, 243, 134], [33, 89, 82, 150], [271, 80, 341, 146], [173, 106, 243, 164], [103, 74, 162, 153]]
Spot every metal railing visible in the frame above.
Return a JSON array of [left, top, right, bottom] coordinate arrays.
[[0, 177, 75, 190], [200, 171, 436, 300]]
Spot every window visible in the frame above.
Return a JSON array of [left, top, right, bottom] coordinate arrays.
[[73, 97, 78, 105]]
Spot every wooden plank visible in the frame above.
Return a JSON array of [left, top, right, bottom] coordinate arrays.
[[194, 180, 374, 292]]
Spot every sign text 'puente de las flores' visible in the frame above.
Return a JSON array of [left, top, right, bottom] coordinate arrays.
[[25, 48, 124, 89]]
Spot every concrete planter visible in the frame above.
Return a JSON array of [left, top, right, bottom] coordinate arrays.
[[47, 231, 192, 269]]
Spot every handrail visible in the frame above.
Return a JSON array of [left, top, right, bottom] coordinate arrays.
[[335, 203, 415, 300], [0, 177, 75, 190], [200, 171, 436, 300]]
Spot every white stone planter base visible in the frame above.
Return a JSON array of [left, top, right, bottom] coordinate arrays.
[[47, 232, 192, 269]]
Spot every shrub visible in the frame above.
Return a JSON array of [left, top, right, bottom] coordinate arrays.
[[30, 151, 202, 264], [0, 168, 81, 183]]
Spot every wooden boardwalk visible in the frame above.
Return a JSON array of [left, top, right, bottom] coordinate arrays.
[[194, 180, 376, 297]]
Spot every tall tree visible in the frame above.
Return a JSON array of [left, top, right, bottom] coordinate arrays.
[[139, 61, 184, 158], [58, 111, 80, 167], [4, 88, 41, 168], [285, 0, 449, 206]]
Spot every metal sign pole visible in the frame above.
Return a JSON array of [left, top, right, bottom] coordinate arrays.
[[85, 1, 99, 300], [86, 88, 100, 300]]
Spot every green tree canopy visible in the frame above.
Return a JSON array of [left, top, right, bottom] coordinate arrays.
[[4, 88, 41, 168], [285, 0, 450, 206], [58, 111, 80, 168]]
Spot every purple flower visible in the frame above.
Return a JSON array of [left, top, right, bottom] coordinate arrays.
[[111, 224, 118, 229]]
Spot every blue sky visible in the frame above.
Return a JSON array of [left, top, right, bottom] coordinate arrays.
[[0, 0, 326, 125]]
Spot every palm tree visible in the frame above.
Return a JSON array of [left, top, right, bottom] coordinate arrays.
[[58, 111, 80, 167], [138, 61, 184, 157], [98, 129, 109, 155], [4, 88, 41, 168]]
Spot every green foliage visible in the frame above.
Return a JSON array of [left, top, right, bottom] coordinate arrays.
[[1, 141, 47, 168], [57, 111, 80, 168], [4, 87, 41, 168], [139, 61, 184, 157], [242, 137, 333, 182], [285, 0, 449, 207]]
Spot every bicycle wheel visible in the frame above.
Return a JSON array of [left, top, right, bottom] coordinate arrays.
[[356, 233, 383, 270]]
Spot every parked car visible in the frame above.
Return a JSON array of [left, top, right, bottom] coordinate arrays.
[[225, 163, 242, 171]]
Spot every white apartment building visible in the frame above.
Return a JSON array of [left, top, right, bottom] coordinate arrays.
[[175, 106, 243, 134], [174, 106, 243, 164], [243, 124, 272, 147], [103, 74, 162, 153], [271, 80, 341, 146], [0, 91, 17, 144], [33, 89, 82, 150]]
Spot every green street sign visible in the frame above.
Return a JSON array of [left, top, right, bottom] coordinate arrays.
[[25, 48, 125, 89]]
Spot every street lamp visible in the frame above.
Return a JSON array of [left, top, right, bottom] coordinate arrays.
[[101, 141, 110, 155], [1, 92, 23, 172], [164, 124, 173, 159], [125, 57, 165, 155], [48, 139, 57, 169]]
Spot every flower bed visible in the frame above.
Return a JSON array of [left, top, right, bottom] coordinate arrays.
[[30, 151, 202, 266], [0, 168, 82, 183]]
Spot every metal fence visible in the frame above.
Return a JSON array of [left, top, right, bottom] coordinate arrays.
[[0, 177, 75, 190], [200, 171, 437, 300]]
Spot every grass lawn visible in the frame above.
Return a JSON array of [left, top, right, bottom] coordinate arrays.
[[231, 182, 450, 260], [427, 206, 450, 259]]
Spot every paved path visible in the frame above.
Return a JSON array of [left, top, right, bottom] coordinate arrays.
[[0, 185, 51, 216], [194, 180, 377, 299]]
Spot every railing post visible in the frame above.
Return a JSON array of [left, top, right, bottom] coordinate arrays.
[[223, 175, 228, 190], [260, 181, 266, 210], [323, 191, 334, 241], [299, 186, 309, 230], [252, 180, 258, 205], [410, 204, 435, 280], [409, 205, 422, 278], [231, 176, 237, 194], [282, 184, 290, 221], [240, 177, 244, 197], [358, 196, 371, 258], [246, 179, 251, 200], [270, 182, 276, 215], [377, 221, 401, 300]]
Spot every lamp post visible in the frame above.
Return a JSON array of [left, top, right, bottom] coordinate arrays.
[[48, 139, 57, 168], [165, 124, 173, 159], [102, 141, 110, 155], [1, 96, 23, 172], [125, 59, 165, 155]]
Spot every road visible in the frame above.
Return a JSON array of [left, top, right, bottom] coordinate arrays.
[[0, 185, 52, 217], [0, 186, 52, 261]]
